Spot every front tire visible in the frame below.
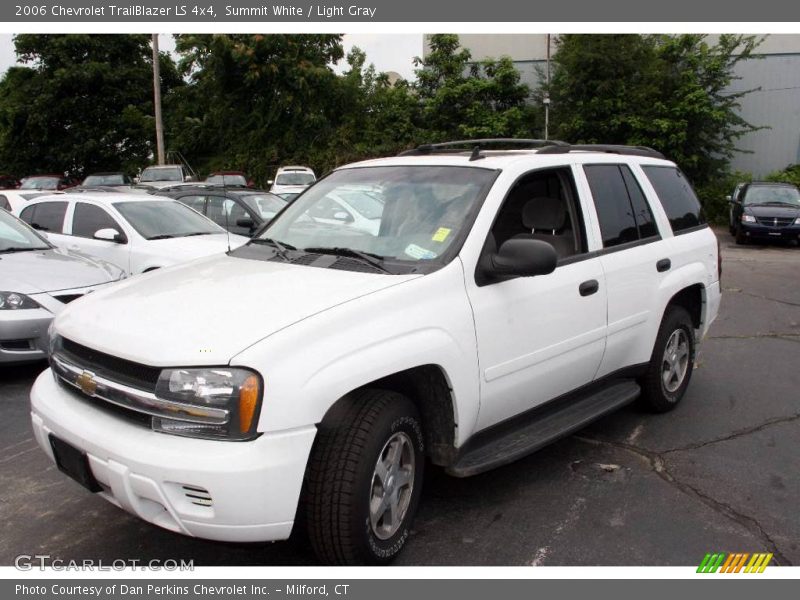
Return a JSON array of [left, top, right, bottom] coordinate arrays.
[[639, 306, 695, 412], [735, 225, 748, 245], [304, 389, 425, 565]]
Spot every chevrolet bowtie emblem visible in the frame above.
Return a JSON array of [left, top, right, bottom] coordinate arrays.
[[76, 371, 98, 396]]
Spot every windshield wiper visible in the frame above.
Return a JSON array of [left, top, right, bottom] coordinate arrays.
[[761, 201, 799, 207], [0, 246, 46, 254], [147, 234, 178, 240], [303, 246, 391, 274], [182, 232, 213, 237], [249, 237, 296, 260]]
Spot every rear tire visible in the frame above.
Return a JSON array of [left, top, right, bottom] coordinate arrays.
[[735, 225, 747, 245], [639, 306, 695, 413], [305, 389, 425, 565]]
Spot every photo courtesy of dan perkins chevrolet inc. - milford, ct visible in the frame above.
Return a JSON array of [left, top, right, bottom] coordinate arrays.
[[30, 140, 721, 565]]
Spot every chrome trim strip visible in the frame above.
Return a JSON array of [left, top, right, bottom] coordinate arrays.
[[51, 353, 229, 425]]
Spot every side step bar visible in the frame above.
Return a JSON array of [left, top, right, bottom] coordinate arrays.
[[447, 380, 641, 478]]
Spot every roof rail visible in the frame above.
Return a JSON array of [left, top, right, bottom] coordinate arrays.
[[399, 138, 570, 161], [537, 144, 665, 159]]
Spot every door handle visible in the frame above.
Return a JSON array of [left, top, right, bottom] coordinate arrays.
[[579, 279, 599, 297], [656, 258, 671, 272]]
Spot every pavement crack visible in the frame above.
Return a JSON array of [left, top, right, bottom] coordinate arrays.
[[662, 413, 800, 454], [573, 434, 792, 566], [737, 289, 800, 308], [709, 333, 800, 340]]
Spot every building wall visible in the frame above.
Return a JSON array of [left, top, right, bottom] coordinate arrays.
[[425, 34, 800, 176]]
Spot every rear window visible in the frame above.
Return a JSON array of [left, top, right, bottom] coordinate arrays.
[[642, 166, 706, 233], [19, 201, 68, 233]]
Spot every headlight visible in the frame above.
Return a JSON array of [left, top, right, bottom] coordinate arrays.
[[794, 217, 800, 225], [0, 291, 40, 310], [741, 214, 756, 223], [152, 368, 262, 441]]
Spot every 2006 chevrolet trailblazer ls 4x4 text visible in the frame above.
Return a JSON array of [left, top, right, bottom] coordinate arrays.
[[31, 140, 721, 564]]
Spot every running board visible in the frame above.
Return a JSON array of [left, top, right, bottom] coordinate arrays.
[[447, 380, 641, 477]]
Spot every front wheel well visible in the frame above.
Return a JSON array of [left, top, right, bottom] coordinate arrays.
[[666, 284, 704, 330], [318, 365, 458, 467]]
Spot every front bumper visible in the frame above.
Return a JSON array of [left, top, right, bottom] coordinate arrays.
[[0, 308, 52, 364], [31, 370, 316, 542], [739, 221, 800, 241]]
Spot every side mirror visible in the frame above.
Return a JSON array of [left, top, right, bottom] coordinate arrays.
[[267, 180, 274, 185], [726, 195, 733, 203], [333, 211, 353, 223], [482, 238, 558, 281], [184, 175, 195, 182], [133, 176, 140, 184], [94, 228, 125, 243], [236, 217, 255, 230]]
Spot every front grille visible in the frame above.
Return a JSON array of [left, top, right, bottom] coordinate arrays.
[[60, 338, 160, 391], [54, 294, 83, 304], [755, 216, 795, 227], [0, 339, 33, 351], [59, 382, 153, 429]]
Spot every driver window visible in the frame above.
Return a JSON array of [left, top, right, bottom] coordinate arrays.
[[486, 168, 586, 261], [72, 203, 124, 240]]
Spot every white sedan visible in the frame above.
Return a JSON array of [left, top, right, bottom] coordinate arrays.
[[15, 193, 248, 275]]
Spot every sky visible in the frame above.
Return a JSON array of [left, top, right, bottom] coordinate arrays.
[[0, 33, 422, 80]]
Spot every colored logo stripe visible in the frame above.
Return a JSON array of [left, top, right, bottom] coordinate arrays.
[[697, 552, 772, 573]]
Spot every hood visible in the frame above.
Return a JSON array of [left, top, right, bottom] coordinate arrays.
[[744, 204, 800, 218], [148, 232, 249, 258], [270, 184, 309, 194], [0, 248, 122, 295], [55, 253, 420, 366]]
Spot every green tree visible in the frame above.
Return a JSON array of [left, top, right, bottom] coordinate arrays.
[[413, 34, 538, 141], [547, 34, 761, 186], [0, 34, 180, 178]]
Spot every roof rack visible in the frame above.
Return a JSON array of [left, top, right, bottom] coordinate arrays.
[[399, 138, 570, 161], [537, 144, 665, 159]]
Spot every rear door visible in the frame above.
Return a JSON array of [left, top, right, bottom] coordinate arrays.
[[580, 163, 669, 377], [19, 200, 70, 245]]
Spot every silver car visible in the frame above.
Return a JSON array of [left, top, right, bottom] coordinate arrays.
[[0, 209, 125, 364]]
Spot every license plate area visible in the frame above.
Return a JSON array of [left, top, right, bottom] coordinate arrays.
[[49, 434, 102, 493]]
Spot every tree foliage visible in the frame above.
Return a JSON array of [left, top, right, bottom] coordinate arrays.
[[0, 34, 181, 178], [547, 34, 762, 187]]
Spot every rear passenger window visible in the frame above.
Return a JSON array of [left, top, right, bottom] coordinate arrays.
[[19, 201, 68, 233], [620, 166, 658, 239], [584, 165, 639, 248], [179, 195, 207, 213], [642, 166, 706, 233], [72, 203, 123, 239]]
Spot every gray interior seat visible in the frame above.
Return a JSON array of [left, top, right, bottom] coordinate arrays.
[[513, 196, 575, 258]]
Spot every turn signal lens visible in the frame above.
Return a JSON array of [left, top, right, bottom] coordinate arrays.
[[239, 375, 260, 433]]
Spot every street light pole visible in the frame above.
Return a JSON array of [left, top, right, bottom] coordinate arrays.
[[152, 34, 165, 166], [544, 33, 551, 141]]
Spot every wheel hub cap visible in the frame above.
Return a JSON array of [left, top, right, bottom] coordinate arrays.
[[369, 431, 415, 540], [662, 329, 690, 394]]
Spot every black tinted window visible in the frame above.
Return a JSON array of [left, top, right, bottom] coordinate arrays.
[[620, 166, 658, 238], [20, 201, 68, 232], [72, 203, 122, 238], [0, 195, 9, 211], [178, 195, 207, 213], [584, 165, 639, 248], [643, 166, 706, 233]]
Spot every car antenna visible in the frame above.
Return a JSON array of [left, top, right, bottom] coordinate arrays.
[[224, 177, 231, 253]]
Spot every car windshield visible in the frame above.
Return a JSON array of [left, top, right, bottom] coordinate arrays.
[[113, 200, 223, 240], [335, 190, 384, 219], [0, 209, 50, 252], [276, 172, 315, 186], [83, 174, 126, 186], [744, 186, 800, 206], [239, 193, 287, 221], [140, 167, 183, 182], [20, 177, 60, 190], [256, 166, 496, 266], [206, 174, 247, 186]]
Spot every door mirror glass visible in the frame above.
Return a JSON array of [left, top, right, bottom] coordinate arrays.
[[94, 228, 124, 243], [333, 211, 353, 222], [236, 217, 255, 230]]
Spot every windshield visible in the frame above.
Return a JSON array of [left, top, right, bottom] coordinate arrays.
[[83, 174, 127, 186], [0, 209, 50, 252], [276, 172, 315, 186], [20, 177, 60, 190], [239, 193, 287, 221], [256, 166, 496, 268], [744, 186, 800, 206], [206, 174, 247, 186], [113, 200, 223, 240], [140, 167, 183, 183]]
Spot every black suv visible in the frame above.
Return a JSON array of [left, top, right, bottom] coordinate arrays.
[[728, 182, 800, 245], [157, 185, 287, 236]]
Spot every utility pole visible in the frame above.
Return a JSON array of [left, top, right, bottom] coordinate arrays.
[[152, 34, 165, 165], [544, 34, 551, 141]]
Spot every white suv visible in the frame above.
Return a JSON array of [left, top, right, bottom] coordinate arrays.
[[269, 165, 316, 196], [31, 140, 721, 565]]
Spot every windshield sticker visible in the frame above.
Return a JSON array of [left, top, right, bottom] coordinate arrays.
[[404, 244, 438, 260], [432, 227, 451, 242]]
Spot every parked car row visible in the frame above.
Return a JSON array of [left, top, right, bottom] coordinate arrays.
[[727, 181, 800, 244]]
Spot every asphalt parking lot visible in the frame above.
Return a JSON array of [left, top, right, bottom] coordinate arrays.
[[1, 228, 798, 567]]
